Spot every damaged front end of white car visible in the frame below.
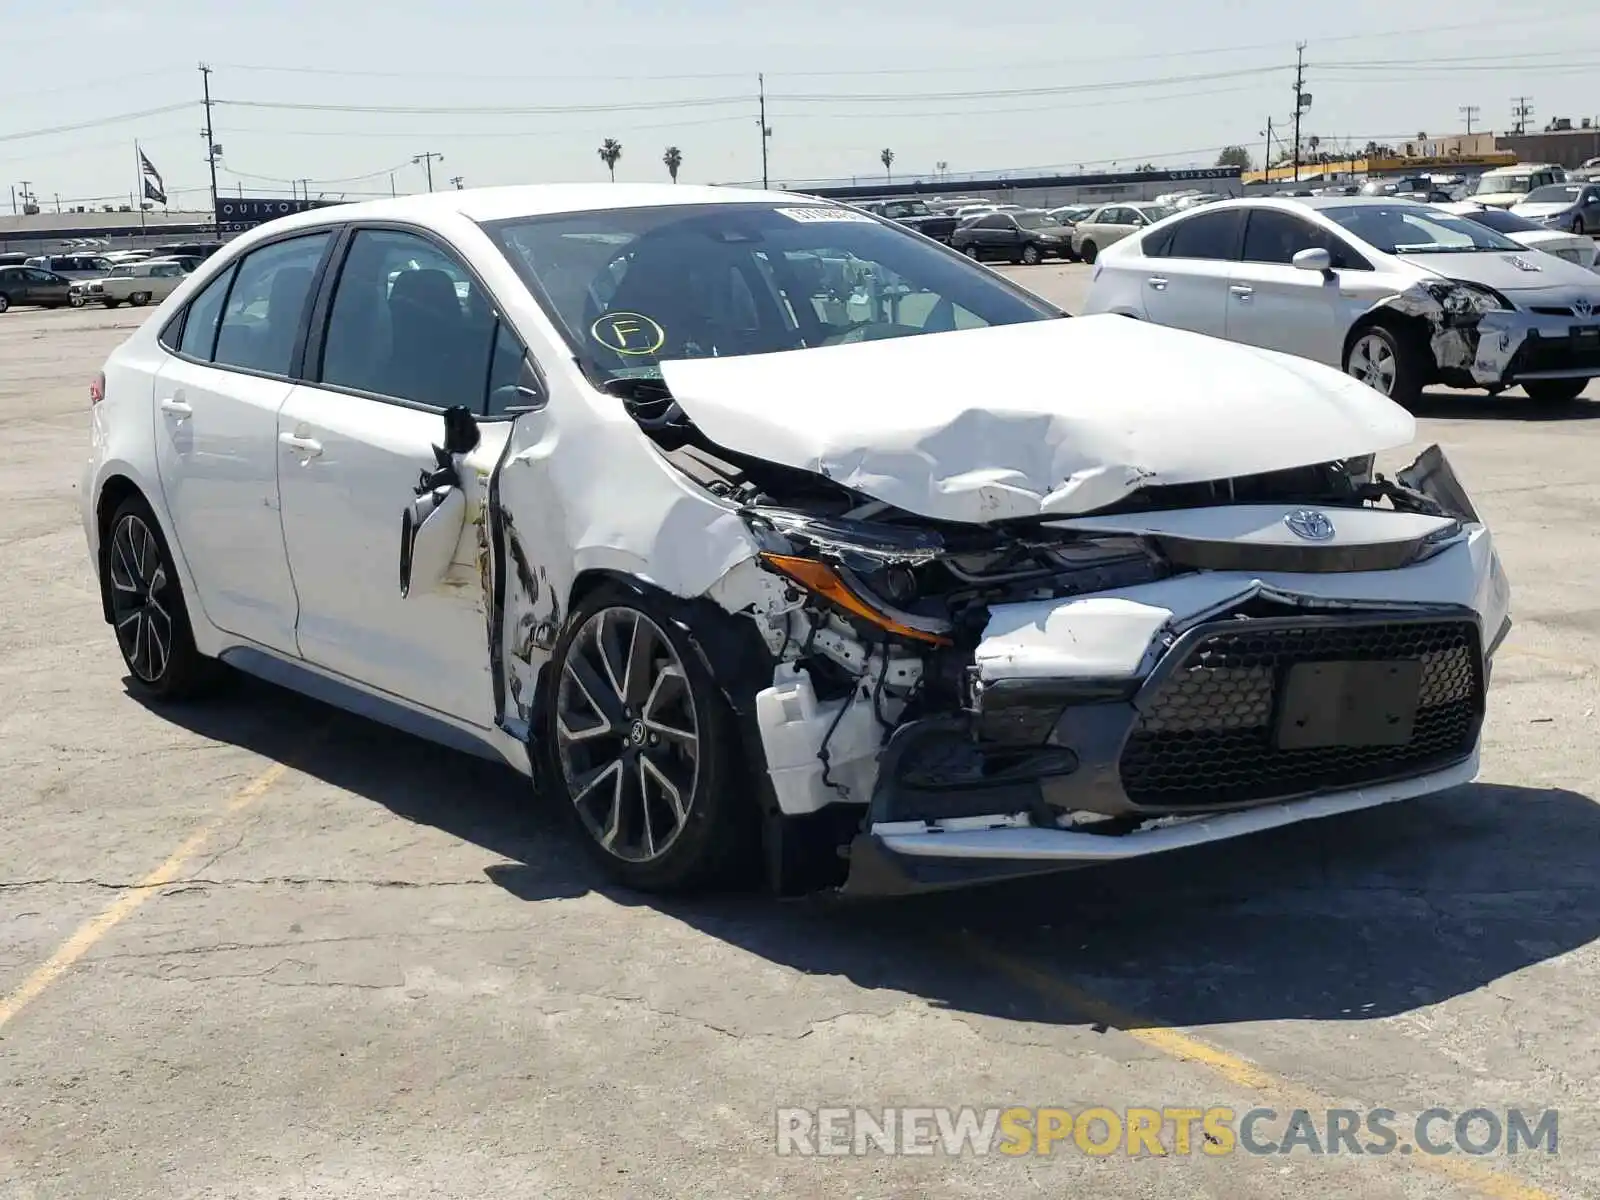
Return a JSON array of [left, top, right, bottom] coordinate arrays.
[[410, 316, 1511, 897]]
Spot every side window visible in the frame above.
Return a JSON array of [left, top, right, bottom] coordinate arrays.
[[318, 227, 498, 409], [212, 232, 331, 377], [483, 321, 541, 417], [1164, 209, 1245, 261], [974, 215, 1006, 230], [177, 265, 238, 361], [1241, 210, 1372, 271]]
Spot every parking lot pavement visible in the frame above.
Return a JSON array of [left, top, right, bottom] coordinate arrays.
[[1, 299, 1597, 1199]]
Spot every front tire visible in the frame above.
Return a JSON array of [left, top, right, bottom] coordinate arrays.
[[129, 291, 150, 306], [1344, 323, 1425, 408], [1019, 243, 1042, 266], [962, 244, 981, 260], [104, 497, 219, 700], [0, 293, 10, 314], [1522, 378, 1589, 405], [1079, 240, 1098, 264], [545, 586, 754, 893]]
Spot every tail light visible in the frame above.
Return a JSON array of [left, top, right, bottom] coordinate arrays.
[[90, 372, 104, 405]]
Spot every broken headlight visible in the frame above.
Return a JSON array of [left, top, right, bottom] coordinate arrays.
[[1420, 279, 1511, 320]]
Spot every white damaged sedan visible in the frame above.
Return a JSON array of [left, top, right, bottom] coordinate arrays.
[[83, 184, 1511, 896]]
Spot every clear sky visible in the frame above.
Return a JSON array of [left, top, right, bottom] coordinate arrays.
[[3, 0, 1597, 210]]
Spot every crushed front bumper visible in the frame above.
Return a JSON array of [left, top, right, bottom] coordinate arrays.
[[838, 520, 1512, 896], [1458, 308, 1600, 386]]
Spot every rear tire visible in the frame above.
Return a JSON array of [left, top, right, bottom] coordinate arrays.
[[1344, 323, 1426, 409], [103, 496, 221, 701], [1079, 241, 1098, 264], [1522, 378, 1588, 405], [544, 584, 756, 893]]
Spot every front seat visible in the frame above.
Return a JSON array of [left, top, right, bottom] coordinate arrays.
[[382, 268, 468, 406]]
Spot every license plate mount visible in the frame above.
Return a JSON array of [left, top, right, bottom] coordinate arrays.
[[1571, 324, 1600, 349], [1274, 660, 1423, 750]]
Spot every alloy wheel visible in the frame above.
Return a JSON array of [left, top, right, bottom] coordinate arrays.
[[0, 294, 9, 313], [107, 513, 175, 683], [555, 607, 700, 863], [1348, 332, 1398, 395]]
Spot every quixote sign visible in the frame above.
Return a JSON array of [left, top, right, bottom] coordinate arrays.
[[214, 196, 347, 234]]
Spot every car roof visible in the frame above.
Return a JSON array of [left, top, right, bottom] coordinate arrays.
[[259, 183, 811, 234]]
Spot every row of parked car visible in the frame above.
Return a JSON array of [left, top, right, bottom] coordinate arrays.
[[0, 241, 222, 314]]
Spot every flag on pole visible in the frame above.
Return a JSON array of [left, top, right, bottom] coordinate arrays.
[[139, 149, 166, 204]]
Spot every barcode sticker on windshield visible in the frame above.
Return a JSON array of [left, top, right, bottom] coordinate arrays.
[[775, 207, 877, 224]]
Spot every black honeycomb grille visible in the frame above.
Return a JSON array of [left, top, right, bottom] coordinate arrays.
[[1119, 617, 1483, 809]]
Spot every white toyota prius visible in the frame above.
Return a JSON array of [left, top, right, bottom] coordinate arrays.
[[83, 184, 1511, 896]]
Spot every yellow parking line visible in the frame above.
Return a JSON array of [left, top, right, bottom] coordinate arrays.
[[960, 935, 1563, 1200], [0, 762, 288, 1034]]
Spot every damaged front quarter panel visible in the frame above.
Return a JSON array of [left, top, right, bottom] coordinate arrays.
[[1374, 281, 1528, 385]]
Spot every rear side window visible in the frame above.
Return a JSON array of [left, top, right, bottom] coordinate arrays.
[[212, 233, 332, 377], [1161, 209, 1245, 260], [177, 265, 237, 360], [1241, 209, 1373, 270]]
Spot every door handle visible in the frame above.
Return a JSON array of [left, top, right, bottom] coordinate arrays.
[[1230, 285, 1254, 300], [159, 398, 192, 418], [278, 432, 323, 458], [1147, 277, 1169, 291]]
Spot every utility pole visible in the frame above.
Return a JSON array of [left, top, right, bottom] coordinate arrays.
[[757, 73, 771, 189], [413, 151, 443, 192], [1291, 42, 1308, 183], [1264, 117, 1274, 181], [199, 64, 221, 236], [1459, 104, 1480, 135], [1511, 96, 1534, 135], [449, 175, 464, 190]]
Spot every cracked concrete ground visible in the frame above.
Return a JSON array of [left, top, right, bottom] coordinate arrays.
[[1, 271, 1598, 1199]]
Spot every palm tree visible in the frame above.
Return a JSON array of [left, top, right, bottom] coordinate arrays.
[[880, 148, 894, 183], [662, 146, 683, 183], [598, 138, 622, 182]]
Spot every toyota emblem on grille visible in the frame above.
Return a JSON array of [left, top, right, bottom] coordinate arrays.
[[1576, 295, 1595, 320], [1284, 509, 1336, 541]]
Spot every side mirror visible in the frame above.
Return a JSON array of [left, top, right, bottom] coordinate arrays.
[[1292, 247, 1333, 273], [441, 404, 480, 455], [399, 486, 466, 598]]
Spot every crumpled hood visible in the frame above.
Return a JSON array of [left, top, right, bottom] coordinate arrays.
[[1406, 248, 1600, 293], [658, 315, 1416, 524]]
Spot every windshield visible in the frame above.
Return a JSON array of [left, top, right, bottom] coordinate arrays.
[[1324, 204, 1523, 254], [485, 203, 1059, 385], [1524, 184, 1581, 204], [1473, 173, 1534, 196], [1138, 205, 1175, 221], [881, 201, 930, 218], [1014, 212, 1052, 229], [1456, 207, 1545, 234]]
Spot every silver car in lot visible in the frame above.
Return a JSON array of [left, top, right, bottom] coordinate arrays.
[[1083, 196, 1600, 406]]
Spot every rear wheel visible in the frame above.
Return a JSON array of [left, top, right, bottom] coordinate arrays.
[[1079, 240, 1098, 264], [1522, 378, 1589, 405], [1344, 324, 1426, 409], [545, 586, 755, 893], [104, 496, 219, 700]]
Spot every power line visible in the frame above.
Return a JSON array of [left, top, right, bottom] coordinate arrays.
[[0, 102, 195, 145], [213, 95, 753, 116]]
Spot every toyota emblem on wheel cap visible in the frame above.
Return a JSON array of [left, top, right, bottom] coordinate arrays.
[[1285, 509, 1336, 541]]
